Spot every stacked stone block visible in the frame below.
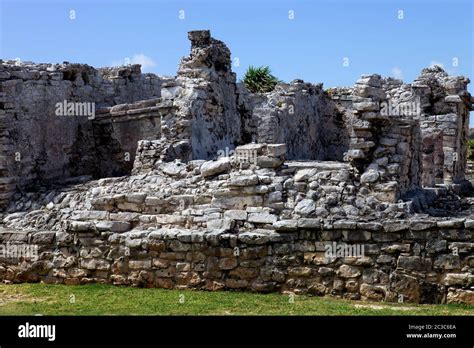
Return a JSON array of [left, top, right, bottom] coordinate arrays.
[[0, 32, 473, 305], [0, 60, 164, 209], [1, 216, 472, 304]]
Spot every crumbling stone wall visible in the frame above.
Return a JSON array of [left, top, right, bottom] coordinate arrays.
[[344, 74, 422, 202], [0, 61, 163, 207], [0, 146, 472, 304], [382, 66, 471, 187], [126, 30, 244, 168], [421, 131, 444, 186], [92, 98, 165, 177], [1, 218, 472, 304], [248, 81, 350, 161], [170, 30, 242, 161], [414, 67, 471, 185], [0, 30, 472, 304], [338, 69, 471, 202], [2, 31, 471, 209]]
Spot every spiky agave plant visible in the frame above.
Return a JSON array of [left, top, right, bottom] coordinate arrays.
[[243, 66, 279, 93]]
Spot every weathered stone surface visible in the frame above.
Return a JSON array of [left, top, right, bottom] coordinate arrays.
[[266, 144, 287, 157], [409, 220, 437, 231], [464, 220, 474, 229], [96, 221, 131, 232], [333, 220, 357, 230], [248, 212, 277, 224], [228, 175, 259, 187], [433, 255, 460, 270], [273, 220, 298, 231], [218, 258, 238, 270], [200, 158, 231, 178], [342, 231, 371, 242], [294, 199, 316, 217], [297, 219, 321, 229], [360, 283, 386, 301], [383, 221, 409, 233], [442, 273, 471, 286], [447, 289, 474, 305], [0, 31, 472, 306], [237, 232, 270, 245], [397, 256, 432, 272], [212, 196, 263, 209], [70, 221, 94, 232], [294, 169, 317, 182], [437, 219, 464, 229], [360, 170, 379, 183], [223, 210, 247, 221], [338, 265, 361, 278]]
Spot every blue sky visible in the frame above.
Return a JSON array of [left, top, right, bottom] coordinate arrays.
[[1, 0, 473, 119]]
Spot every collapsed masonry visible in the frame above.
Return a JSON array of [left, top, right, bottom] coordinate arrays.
[[0, 30, 473, 304]]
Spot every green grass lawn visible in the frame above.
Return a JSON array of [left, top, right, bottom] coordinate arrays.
[[0, 283, 472, 316]]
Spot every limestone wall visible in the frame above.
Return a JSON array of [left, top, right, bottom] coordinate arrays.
[[1, 219, 472, 304], [389, 66, 471, 186], [92, 98, 165, 177], [248, 81, 350, 161], [341, 70, 471, 201], [0, 62, 163, 209], [175, 31, 242, 161], [1, 31, 471, 211], [0, 141, 473, 303], [0, 31, 472, 304]]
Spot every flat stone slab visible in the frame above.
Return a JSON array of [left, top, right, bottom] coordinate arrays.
[[285, 161, 351, 171]]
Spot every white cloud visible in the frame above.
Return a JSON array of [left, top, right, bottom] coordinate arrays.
[[112, 53, 157, 71], [130, 54, 157, 69], [391, 67, 404, 80], [429, 60, 445, 69]]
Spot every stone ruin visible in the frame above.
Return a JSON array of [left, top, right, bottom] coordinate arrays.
[[0, 30, 473, 304]]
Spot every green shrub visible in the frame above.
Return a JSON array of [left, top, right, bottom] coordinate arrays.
[[468, 139, 474, 160], [243, 66, 279, 93]]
